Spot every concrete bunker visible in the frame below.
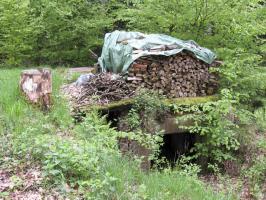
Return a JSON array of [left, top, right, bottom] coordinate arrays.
[[158, 117, 196, 167], [70, 96, 216, 170], [60, 31, 220, 170], [104, 108, 198, 169]]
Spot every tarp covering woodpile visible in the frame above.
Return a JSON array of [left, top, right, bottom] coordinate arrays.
[[62, 31, 219, 109], [98, 30, 216, 73]]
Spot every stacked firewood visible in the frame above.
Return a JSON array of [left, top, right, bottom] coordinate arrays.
[[126, 52, 218, 98]]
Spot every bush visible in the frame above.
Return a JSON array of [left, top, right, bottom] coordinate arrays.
[[174, 89, 254, 164]]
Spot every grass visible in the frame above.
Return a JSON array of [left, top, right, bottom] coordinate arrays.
[[0, 68, 235, 199]]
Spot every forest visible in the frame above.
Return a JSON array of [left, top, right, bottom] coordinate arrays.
[[0, 0, 265, 199]]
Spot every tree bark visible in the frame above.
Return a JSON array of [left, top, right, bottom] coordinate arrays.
[[20, 68, 52, 110]]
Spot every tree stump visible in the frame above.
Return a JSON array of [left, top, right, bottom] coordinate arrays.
[[20, 68, 52, 110]]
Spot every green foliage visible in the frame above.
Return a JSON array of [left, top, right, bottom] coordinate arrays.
[[218, 53, 266, 101], [133, 89, 168, 118], [244, 136, 266, 199], [28, 0, 112, 66], [118, 90, 168, 166], [254, 106, 266, 131], [114, 0, 265, 52], [174, 89, 253, 163], [128, 89, 169, 133], [125, 108, 141, 130], [1, 0, 264, 67], [246, 156, 266, 199], [0, 0, 113, 66], [176, 156, 202, 177], [74, 110, 119, 151], [0, 0, 33, 65]]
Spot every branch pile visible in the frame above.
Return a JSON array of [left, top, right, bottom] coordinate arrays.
[[127, 52, 218, 98], [62, 73, 134, 107]]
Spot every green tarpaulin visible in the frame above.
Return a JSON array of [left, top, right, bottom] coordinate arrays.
[[98, 30, 216, 73]]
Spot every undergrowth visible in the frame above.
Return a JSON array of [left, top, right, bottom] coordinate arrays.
[[0, 68, 232, 199]]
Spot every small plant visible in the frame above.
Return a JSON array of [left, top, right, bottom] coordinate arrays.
[[176, 156, 201, 177], [10, 175, 23, 191], [126, 89, 169, 133], [246, 140, 266, 199], [125, 108, 141, 130], [134, 89, 168, 118]]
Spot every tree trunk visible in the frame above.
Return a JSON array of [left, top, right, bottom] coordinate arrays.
[[20, 68, 52, 110]]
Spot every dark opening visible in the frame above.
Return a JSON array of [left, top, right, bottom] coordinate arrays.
[[157, 132, 196, 167], [105, 110, 122, 128], [104, 108, 130, 128]]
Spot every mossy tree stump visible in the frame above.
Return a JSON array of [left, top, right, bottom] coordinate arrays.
[[20, 68, 52, 110]]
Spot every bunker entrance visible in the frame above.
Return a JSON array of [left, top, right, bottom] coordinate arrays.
[[103, 109, 197, 170], [156, 132, 196, 167]]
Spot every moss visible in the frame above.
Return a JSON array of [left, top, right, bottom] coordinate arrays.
[[164, 95, 218, 106], [80, 98, 133, 111], [80, 95, 218, 112]]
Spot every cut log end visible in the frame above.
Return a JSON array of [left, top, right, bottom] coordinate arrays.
[[20, 68, 52, 110]]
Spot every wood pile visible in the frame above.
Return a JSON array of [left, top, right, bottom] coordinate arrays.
[[126, 52, 218, 98], [70, 73, 134, 106]]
